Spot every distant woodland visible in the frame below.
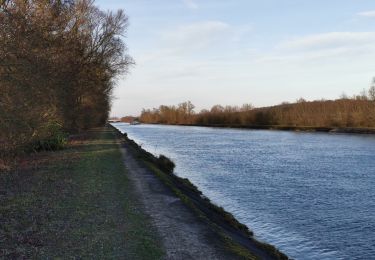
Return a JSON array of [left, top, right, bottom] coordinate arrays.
[[0, 0, 131, 160], [140, 88, 375, 128]]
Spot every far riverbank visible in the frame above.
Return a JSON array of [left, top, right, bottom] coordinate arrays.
[[138, 123, 375, 135]]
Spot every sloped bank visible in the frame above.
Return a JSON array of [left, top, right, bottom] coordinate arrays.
[[147, 123, 375, 134], [112, 126, 288, 260]]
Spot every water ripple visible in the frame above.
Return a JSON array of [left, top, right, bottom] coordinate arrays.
[[114, 123, 375, 260]]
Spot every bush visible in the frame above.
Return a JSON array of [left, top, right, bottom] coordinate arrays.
[[157, 155, 175, 174], [31, 122, 67, 151]]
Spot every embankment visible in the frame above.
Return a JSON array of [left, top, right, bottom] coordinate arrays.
[[112, 125, 288, 260], [151, 123, 375, 134]]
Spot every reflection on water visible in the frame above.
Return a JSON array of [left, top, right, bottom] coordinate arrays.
[[113, 123, 375, 260]]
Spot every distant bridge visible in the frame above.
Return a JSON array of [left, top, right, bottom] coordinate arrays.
[[108, 119, 121, 123]]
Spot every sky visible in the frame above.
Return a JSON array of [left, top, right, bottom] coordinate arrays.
[[95, 0, 375, 117]]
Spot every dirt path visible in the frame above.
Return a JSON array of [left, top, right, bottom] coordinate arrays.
[[119, 141, 243, 260]]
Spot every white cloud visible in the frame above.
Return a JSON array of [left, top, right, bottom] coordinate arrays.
[[357, 10, 375, 17], [133, 21, 234, 66], [161, 21, 232, 52], [182, 0, 198, 10], [250, 32, 375, 71], [278, 32, 375, 51]]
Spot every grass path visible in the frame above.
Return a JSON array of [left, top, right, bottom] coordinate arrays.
[[0, 127, 164, 259]]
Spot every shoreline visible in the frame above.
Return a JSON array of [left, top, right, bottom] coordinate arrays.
[[112, 125, 288, 259], [139, 123, 375, 135]]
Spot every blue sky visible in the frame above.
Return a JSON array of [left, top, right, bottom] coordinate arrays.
[[96, 0, 375, 116]]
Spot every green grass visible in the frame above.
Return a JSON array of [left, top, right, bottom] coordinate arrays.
[[0, 127, 164, 259]]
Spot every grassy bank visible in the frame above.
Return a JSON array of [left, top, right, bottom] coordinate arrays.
[[142, 123, 375, 135], [0, 128, 164, 259], [193, 124, 375, 134], [115, 128, 288, 260]]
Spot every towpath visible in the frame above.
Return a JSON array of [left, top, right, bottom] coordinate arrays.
[[119, 137, 244, 260]]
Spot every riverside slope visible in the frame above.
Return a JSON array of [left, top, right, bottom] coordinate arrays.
[[119, 141, 241, 259], [117, 129, 286, 259]]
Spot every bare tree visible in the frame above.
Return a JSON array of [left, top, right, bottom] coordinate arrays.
[[0, 0, 132, 160], [368, 78, 375, 101]]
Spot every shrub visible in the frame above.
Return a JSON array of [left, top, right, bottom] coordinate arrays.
[[157, 155, 175, 174], [31, 122, 67, 151]]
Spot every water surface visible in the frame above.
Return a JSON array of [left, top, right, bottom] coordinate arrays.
[[113, 123, 375, 260]]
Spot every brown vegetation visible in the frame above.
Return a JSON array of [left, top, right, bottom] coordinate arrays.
[[120, 116, 137, 123], [0, 0, 132, 162], [139, 89, 375, 128], [140, 101, 195, 125]]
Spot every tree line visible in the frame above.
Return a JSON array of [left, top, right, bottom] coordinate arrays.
[[139, 87, 375, 128], [0, 0, 131, 162]]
